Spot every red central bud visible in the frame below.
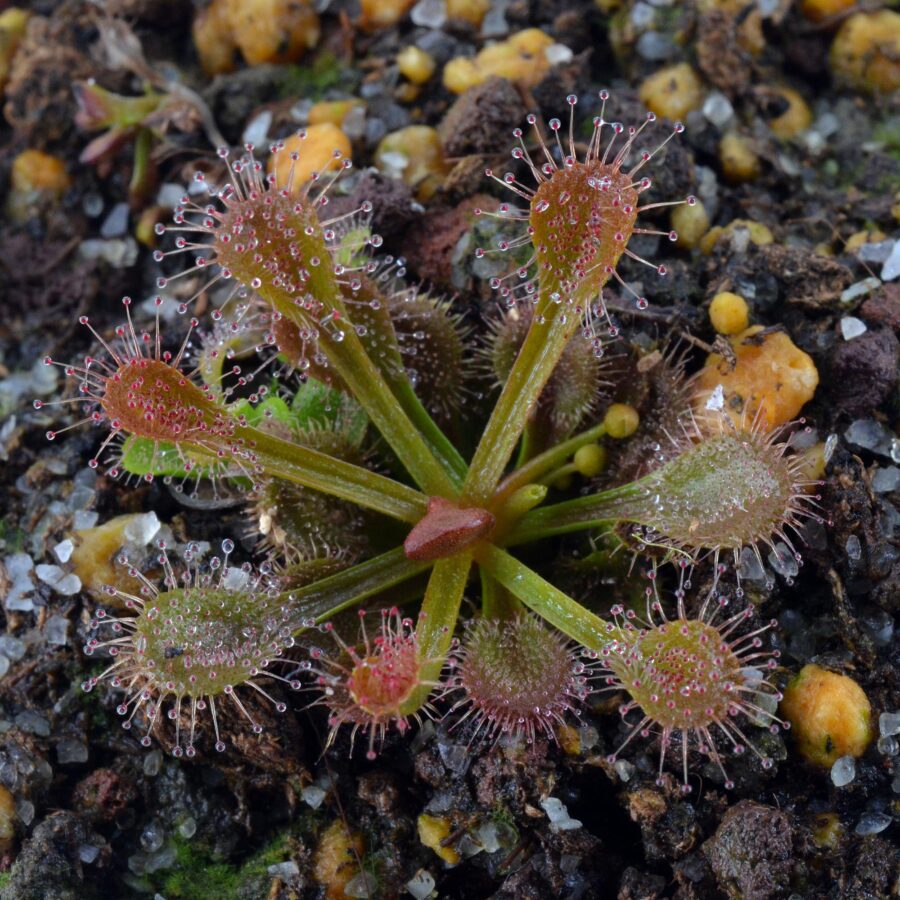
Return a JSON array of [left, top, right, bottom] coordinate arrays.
[[530, 161, 639, 306], [101, 357, 228, 444], [404, 497, 495, 561]]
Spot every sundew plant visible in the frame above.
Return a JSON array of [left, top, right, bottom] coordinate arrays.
[[47, 93, 820, 790]]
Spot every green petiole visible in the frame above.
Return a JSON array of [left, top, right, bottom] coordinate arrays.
[[463, 298, 577, 504], [399, 551, 472, 715], [257, 275, 461, 498], [283, 546, 433, 628], [502, 483, 646, 546], [230, 420, 430, 522], [476, 544, 625, 653]]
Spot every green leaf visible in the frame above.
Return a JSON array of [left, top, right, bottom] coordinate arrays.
[[118, 436, 220, 479], [290, 378, 368, 447], [231, 394, 294, 430]]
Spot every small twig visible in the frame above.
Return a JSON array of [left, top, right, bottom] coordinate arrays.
[[164, 82, 228, 151], [826, 568, 876, 669], [91, 14, 228, 150], [497, 836, 530, 875], [29, 237, 81, 280]]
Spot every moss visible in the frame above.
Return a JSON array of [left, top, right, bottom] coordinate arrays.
[[833, 156, 900, 194], [158, 827, 298, 900], [160, 846, 245, 900], [491, 803, 518, 836], [0, 874, 10, 889], [75, 673, 118, 732], [871, 120, 900, 161], [0, 517, 25, 553], [277, 51, 356, 101]]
